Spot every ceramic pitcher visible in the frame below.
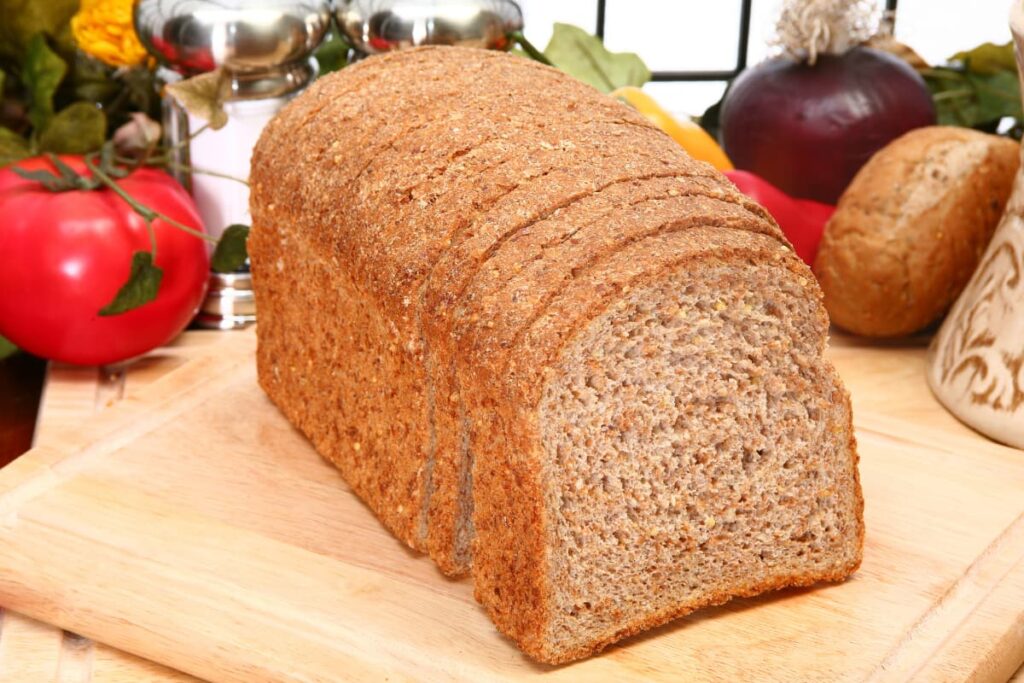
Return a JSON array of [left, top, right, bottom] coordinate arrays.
[[926, 2, 1024, 449]]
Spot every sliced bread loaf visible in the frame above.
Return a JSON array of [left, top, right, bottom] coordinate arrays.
[[250, 46, 863, 663]]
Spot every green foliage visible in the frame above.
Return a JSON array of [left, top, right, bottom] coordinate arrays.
[[0, 0, 79, 62], [38, 100, 105, 153], [69, 52, 119, 103], [543, 23, 650, 93], [0, 7, 159, 166], [315, 31, 350, 77], [211, 224, 250, 273], [23, 33, 67, 131], [0, 334, 16, 360], [951, 41, 1017, 75], [0, 125, 30, 166], [99, 251, 164, 316], [922, 41, 1023, 138]]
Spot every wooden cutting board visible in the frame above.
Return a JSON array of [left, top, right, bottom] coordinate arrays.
[[0, 330, 1021, 682]]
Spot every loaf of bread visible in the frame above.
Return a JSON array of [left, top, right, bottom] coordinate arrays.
[[814, 126, 1019, 337], [250, 47, 863, 664]]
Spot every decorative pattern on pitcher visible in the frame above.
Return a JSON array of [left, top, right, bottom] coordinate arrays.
[[933, 205, 1024, 414]]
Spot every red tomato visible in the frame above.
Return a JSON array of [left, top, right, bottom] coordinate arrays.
[[0, 155, 209, 365]]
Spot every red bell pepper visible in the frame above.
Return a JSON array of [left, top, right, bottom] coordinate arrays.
[[724, 170, 835, 266]]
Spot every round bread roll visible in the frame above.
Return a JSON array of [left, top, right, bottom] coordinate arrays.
[[813, 126, 1019, 337]]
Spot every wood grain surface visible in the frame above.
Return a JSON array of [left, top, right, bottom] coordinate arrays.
[[0, 329, 1021, 682], [0, 331, 232, 683]]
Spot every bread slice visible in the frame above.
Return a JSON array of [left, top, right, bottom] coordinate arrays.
[[464, 228, 863, 663], [428, 177, 783, 573]]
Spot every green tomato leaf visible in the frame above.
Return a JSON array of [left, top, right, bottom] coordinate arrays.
[[0, 0, 78, 62], [23, 32, 67, 132], [38, 101, 107, 154], [11, 165, 72, 190], [543, 23, 650, 93], [0, 334, 17, 360], [99, 251, 164, 316], [951, 41, 1017, 76], [165, 69, 230, 130], [211, 224, 250, 273], [0, 125, 31, 167]]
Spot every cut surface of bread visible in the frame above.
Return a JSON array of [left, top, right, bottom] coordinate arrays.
[[466, 229, 862, 663]]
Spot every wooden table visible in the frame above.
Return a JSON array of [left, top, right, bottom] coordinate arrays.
[[0, 329, 1022, 682]]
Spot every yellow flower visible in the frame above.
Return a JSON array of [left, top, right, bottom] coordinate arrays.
[[71, 0, 149, 68]]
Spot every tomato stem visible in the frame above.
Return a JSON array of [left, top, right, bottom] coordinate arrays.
[[164, 161, 250, 186], [84, 157, 217, 244], [510, 31, 553, 66], [144, 217, 158, 259]]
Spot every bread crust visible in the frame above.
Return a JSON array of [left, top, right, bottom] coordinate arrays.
[[814, 126, 1019, 337]]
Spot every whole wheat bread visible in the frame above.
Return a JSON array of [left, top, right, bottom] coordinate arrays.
[[249, 46, 863, 664]]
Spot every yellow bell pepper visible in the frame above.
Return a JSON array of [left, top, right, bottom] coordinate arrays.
[[611, 86, 734, 171]]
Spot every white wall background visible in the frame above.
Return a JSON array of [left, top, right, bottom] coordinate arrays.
[[517, 0, 1015, 118]]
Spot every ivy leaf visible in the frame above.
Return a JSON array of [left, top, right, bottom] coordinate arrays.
[[951, 41, 1017, 76], [165, 69, 230, 130], [99, 251, 164, 316], [23, 33, 67, 132], [543, 23, 650, 94], [211, 224, 250, 273], [0, 334, 17, 360], [0, 126, 31, 167], [38, 101, 106, 154]]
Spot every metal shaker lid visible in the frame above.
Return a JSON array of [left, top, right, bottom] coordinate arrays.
[[336, 0, 523, 54], [135, 0, 332, 98]]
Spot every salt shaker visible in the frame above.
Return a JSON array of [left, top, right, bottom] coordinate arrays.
[[134, 0, 332, 329]]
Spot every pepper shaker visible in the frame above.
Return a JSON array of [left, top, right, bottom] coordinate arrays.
[[335, 0, 523, 54], [134, 0, 332, 329]]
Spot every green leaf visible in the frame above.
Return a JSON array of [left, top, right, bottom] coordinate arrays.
[[0, 0, 78, 62], [314, 32, 349, 77], [99, 251, 164, 316], [165, 69, 230, 130], [0, 334, 17, 360], [23, 33, 67, 132], [0, 68, 6, 96], [969, 69, 1023, 124], [951, 41, 1017, 76], [0, 125, 30, 167], [923, 65, 1022, 133], [38, 101, 106, 154], [543, 23, 650, 93], [211, 224, 250, 273], [69, 54, 120, 104]]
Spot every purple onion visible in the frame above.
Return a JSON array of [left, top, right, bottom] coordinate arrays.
[[721, 46, 936, 204]]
